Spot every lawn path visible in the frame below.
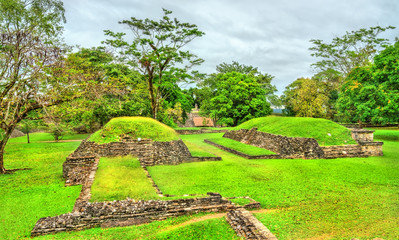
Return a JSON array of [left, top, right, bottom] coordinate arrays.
[[144, 209, 271, 237]]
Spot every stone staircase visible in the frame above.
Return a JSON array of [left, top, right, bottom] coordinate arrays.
[[321, 145, 367, 159]]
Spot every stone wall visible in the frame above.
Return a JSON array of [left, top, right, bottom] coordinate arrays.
[[351, 129, 375, 142], [63, 156, 97, 186], [63, 137, 222, 185], [204, 139, 280, 159], [10, 129, 25, 138], [176, 129, 228, 135], [224, 128, 325, 159], [224, 128, 383, 159], [321, 145, 366, 159], [68, 138, 191, 166], [31, 193, 235, 237], [359, 142, 384, 156], [226, 208, 278, 240]]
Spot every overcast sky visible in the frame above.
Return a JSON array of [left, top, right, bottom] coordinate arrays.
[[62, 0, 399, 94]]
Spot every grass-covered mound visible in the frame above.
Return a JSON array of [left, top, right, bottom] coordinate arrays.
[[89, 117, 180, 144], [235, 116, 356, 146]]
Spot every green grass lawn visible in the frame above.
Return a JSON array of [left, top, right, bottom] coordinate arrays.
[[207, 136, 275, 156], [1, 129, 399, 239], [235, 116, 357, 146], [90, 156, 160, 202], [8, 132, 89, 143], [148, 132, 399, 239], [0, 134, 83, 240], [368, 127, 399, 142], [182, 139, 217, 157], [89, 117, 180, 144], [34, 213, 241, 240], [174, 127, 232, 131]]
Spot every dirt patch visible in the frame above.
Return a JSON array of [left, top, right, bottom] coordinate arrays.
[[39, 140, 82, 143], [2, 168, 32, 174], [159, 212, 227, 233], [156, 208, 274, 234]]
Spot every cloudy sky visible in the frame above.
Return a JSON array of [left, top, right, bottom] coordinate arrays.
[[62, 0, 399, 94]]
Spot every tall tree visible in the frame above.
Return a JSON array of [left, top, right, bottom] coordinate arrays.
[[309, 26, 395, 77], [201, 61, 277, 105], [202, 72, 272, 126], [282, 78, 328, 118], [337, 41, 399, 125], [0, 0, 95, 173], [50, 47, 150, 131], [104, 9, 204, 119]]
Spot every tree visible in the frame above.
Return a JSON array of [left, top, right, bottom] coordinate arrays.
[[18, 119, 37, 143], [50, 47, 151, 132], [337, 41, 399, 125], [216, 61, 261, 75], [0, 0, 66, 173], [282, 78, 328, 118], [309, 26, 395, 77], [202, 72, 272, 126], [104, 9, 204, 120], [0, 0, 95, 173]]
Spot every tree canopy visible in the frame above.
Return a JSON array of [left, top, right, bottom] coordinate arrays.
[[337, 41, 399, 124], [201, 72, 272, 126], [309, 26, 395, 76], [103, 8, 204, 120]]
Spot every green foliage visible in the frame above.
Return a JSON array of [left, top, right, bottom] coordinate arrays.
[[282, 78, 328, 118], [201, 72, 272, 126], [91, 156, 160, 202], [104, 9, 204, 119], [89, 117, 180, 144], [207, 137, 275, 156], [47, 123, 73, 142], [235, 116, 356, 146], [309, 26, 395, 76], [337, 41, 399, 124], [49, 47, 152, 132]]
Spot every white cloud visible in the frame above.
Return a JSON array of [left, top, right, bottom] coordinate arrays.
[[62, 0, 399, 93]]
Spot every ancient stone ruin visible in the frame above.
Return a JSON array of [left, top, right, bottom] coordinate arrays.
[[33, 125, 274, 239], [63, 136, 220, 186], [221, 128, 383, 159]]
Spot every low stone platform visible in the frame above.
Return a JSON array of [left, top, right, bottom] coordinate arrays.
[[226, 208, 278, 240], [31, 193, 235, 237], [223, 128, 383, 159]]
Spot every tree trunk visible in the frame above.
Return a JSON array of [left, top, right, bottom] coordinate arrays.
[[27, 131, 30, 144], [148, 76, 156, 119], [0, 125, 16, 174], [0, 150, 5, 174]]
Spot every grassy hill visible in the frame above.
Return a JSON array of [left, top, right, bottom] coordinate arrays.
[[235, 116, 356, 146], [89, 117, 180, 144]]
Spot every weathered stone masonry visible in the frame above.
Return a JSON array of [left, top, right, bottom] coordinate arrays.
[[63, 137, 221, 186], [34, 135, 277, 239], [223, 128, 325, 159], [226, 208, 278, 240], [223, 128, 383, 159], [31, 193, 236, 237]]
